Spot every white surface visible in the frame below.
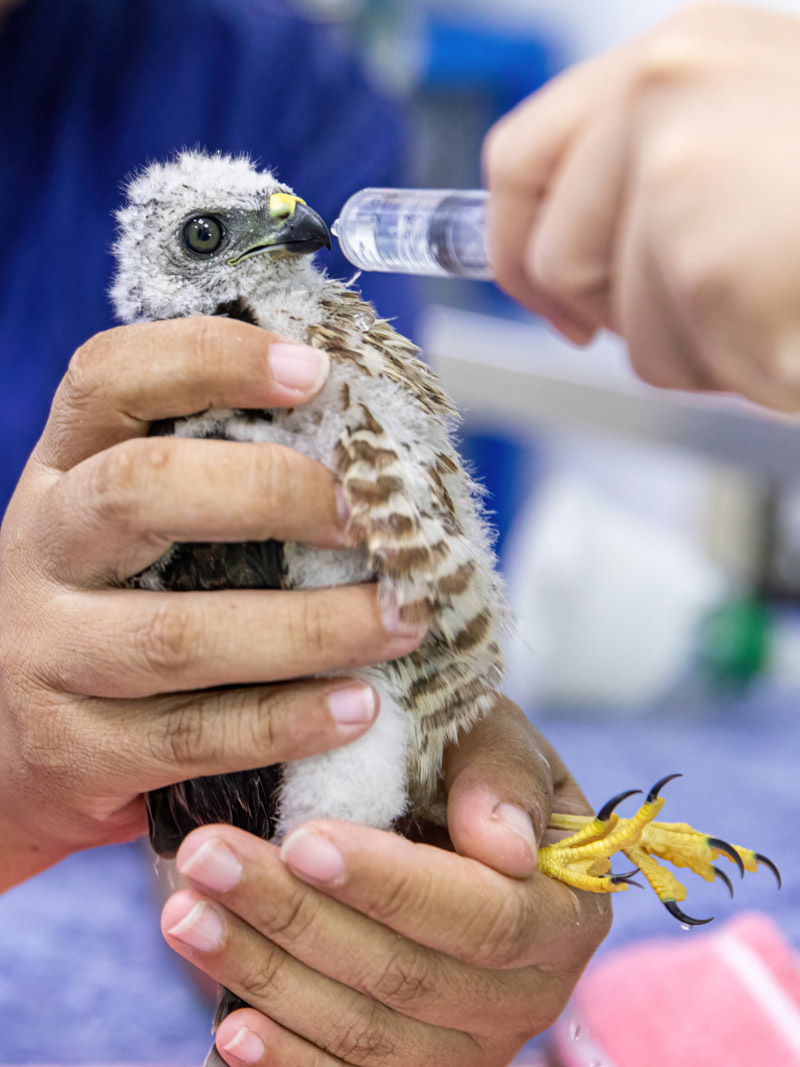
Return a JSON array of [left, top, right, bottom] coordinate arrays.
[[422, 305, 800, 482], [503, 478, 729, 709]]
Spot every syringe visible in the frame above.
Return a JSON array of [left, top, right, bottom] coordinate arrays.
[[331, 188, 492, 280]]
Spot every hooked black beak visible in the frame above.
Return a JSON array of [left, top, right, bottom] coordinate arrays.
[[228, 201, 331, 266]]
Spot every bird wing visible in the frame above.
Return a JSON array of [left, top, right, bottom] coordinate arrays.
[[306, 284, 508, 804]]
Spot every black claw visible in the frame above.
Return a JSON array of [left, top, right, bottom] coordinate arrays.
[[755, 853, 782, 890], [708, 837, 745, 878], [712, 865, 735, 899], [663, 900, 714, 926], [611, 875, 645, 890], [596, 789, 643, 822], [646, 773, 683, 804]]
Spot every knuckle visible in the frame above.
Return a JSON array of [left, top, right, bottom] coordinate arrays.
[[84, 439, 166, 525], [186, 315, 225, 376], [16, 700, 90, 791], [235, 950, 290, 1005], [134, 601, 199, 679], [292, 596, 328, 661], [330, 1001, 397, 1064], [256, 444, 293, 518], [255, 885, 322, 949], [639, 122, 706, 199], [372, 866, 433, 928], [369, 945, 438, 1010], [218, 686, 285, 764], [529, 238, 579, 304], [673, 249, 728, 320], [18, 713, 68, 776], [633, 24, 707, 93], [161, 703, 208, 768], [61, 331, 110, 405]]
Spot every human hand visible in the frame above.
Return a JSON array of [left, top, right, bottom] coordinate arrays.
[[162, 699, 611, 1066], [485, 2, 800, 412], [0, 317, 426, 890]]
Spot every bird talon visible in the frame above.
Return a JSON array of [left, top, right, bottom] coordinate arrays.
[[663, 900, 714, 926], [596, 789, 642, 822], [707, 837, 745, 878], [755, 853, 782, 889], [609, 868, 639, 881], [541, 775, 778, 921], [610, 874, 645, 889], [646, 773, 683, 803], [712, 865, 735, 899]]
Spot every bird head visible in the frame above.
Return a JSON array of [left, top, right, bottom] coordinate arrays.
[[110, 150, 331, 323]]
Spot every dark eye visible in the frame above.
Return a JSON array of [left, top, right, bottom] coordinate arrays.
[[182, 215, 224, 255]]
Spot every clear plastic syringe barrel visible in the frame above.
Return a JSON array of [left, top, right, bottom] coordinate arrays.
[[332, 188, 492, 279]]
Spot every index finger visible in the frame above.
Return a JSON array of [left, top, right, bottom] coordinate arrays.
[[279, 819, 601, 972], [483, 42, 636, 334], [33, 317, 329, 471]]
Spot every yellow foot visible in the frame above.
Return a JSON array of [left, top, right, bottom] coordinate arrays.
[[539, 774, 781, 925]]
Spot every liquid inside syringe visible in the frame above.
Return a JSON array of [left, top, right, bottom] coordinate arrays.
[[331, 188, 492, 280]]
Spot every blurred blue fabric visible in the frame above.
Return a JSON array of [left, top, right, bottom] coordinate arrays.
[[0, 0, 419, 1059], [2, 680, 797, 1062], [0, 0, 418, 515]]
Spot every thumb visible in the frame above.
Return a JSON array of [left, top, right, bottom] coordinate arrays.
[[442, 698, 555, 879]]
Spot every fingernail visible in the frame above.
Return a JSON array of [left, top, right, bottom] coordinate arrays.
[[222, 1026, 265, 1064], [269, 342, 329, 393], [177, 837, 242, 892], [493, 802, 537, 854], [167, 899, 223, 951], [380, 589, 429, 641], [280, 829, 345, 885], [547, 312, 596, 347], [327, 683, 377, 727]]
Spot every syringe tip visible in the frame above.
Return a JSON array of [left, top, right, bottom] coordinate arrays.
[[331, 188, 492, 279]]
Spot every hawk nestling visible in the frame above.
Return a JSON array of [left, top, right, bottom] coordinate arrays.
[[111, 150, 509, 1054]]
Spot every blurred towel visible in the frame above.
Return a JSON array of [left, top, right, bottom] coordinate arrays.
[[551, 912, 800, 1067]]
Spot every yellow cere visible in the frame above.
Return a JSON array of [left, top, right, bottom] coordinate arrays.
[[268, 192, 306, 220]]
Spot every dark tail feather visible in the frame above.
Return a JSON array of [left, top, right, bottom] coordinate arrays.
[[202, 987, 249, 1067], [202, 1044, 228, 1067], [147, 764, 285, 859], [214, 987, 248, 1029]]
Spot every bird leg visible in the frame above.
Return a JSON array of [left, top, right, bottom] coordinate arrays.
[[539, 774, 781, 925]]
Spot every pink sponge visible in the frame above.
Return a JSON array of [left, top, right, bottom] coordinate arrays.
[[551, 913, 800, 1067]]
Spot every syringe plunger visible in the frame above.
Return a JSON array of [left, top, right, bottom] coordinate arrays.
[[332, 188, 492, 280]]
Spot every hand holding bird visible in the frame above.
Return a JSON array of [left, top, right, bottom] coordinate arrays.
[[0, 312, 421, 892]]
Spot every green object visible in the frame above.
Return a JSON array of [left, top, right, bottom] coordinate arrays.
[[698, 595, 772, 686]]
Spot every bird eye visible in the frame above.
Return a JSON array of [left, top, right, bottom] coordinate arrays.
[[182, 215, 225, 255]]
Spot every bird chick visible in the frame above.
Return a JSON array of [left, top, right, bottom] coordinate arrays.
[[111, 149, 508, 1055]]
